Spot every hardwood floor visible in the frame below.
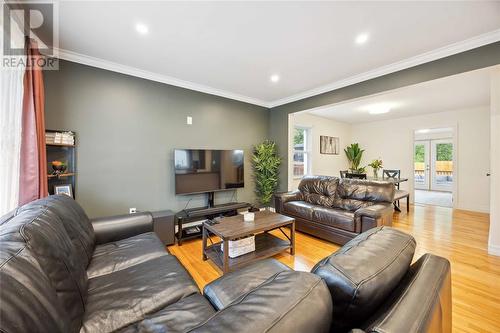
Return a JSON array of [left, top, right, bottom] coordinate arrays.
[[167, 204, 500, 333]]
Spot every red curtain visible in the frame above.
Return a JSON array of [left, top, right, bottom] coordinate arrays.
[[18, 38, 48, 205]]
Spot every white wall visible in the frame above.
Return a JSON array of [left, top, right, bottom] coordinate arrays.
[[488, 67, 500, 255], [288, 113, 351, 190], [351, 106, 491, 213]]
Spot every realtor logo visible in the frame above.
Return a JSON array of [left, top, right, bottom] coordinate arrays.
[[2, 1, 58, 69]]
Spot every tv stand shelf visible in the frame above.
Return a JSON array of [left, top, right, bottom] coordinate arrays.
[[175, 202, 251, 245]]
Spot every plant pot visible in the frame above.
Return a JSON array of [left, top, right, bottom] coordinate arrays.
[[373, 169, 379, 178]]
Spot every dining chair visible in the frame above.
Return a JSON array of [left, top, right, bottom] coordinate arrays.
[[346, 173, 367, 179], [340, 170, 348, 178], [382, 169, 409, 213]]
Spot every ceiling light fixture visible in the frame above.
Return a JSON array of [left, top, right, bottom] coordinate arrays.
[[417, 129, 431, 134], [135, 23, 149, 35], [355, 33, 369, 45], [270, 74, 280, 83], [369, 108, 390, 115]]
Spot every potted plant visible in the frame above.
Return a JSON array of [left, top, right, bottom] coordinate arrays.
[[252, 140, 281, 208], [368, 158, 383, 178], [344, 143, 365, 174]]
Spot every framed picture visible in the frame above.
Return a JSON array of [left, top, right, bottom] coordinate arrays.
[[320, 136, 339, 155], [54, 184, 73, 198]]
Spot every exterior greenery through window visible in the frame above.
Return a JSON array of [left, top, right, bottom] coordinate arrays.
[[414, 143, 452, 162], [436, 143, 453, 161], [293, 127, 310, 178]]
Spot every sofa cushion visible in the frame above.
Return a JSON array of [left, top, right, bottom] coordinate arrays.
[[82, 255, 199, 333], [312, 207, 355, 232], [189, 271, 332, 333], [0, 221, 71, 333], [298, 175, 339, 206], [0, 209, 15, 226], [87, 232, 168, 278], [337, 179, 395, 203], [18, 195, 95, 268], [118, 294, 216, 333], [311, 227, 416, 332], [11, 205, 87, 333], [333, 198, 374, 212], [283, 201, 315, 220], [204, 259, 292, 310]]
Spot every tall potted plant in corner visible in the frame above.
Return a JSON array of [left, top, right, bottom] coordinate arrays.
[[344, 143, 365, 173], [252, 140, 281, 208]]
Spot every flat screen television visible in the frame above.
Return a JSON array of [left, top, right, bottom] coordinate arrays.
[[174, 149, 244, 195]]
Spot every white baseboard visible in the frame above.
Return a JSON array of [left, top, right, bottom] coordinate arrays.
[[488, 244, 500, 256], [456, 203, 490, 214]]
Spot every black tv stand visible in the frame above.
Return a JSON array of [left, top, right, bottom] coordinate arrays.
[[175, 202, 251, 245]]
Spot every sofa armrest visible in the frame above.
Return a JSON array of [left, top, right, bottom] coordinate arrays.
[[354, 204, 393, 232], [91, 212, 154, 245], [359, 254, 451, 333], [274, 190, 302, 212], [203, 259, 291, 310], [192, 271, 332, 333]]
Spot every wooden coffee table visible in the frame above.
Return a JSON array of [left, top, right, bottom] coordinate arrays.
[[202, 210, 295, 274]]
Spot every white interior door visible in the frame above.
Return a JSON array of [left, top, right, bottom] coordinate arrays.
[[414, 141, 430, 190], [431, 139, 454, 192]]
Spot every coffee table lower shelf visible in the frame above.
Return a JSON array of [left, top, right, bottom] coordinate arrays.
[[204, 233, 291, 273]]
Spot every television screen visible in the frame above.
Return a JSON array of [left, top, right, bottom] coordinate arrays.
[[174, 149, 244, 195]]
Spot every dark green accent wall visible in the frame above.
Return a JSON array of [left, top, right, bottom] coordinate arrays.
[[44, 60, 269, 217], [269, 42, 500, 190]]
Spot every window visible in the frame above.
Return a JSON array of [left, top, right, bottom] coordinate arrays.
[[293, 127, 311, 178]]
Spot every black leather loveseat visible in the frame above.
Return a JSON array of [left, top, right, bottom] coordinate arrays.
[[275, 175, 395, 244], [1, 195, 451, 333]]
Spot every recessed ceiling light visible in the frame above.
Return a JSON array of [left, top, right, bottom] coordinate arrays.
[[270, 74, 280, 83], [135, 23, 149, 35], [355, 33, 369, 45]]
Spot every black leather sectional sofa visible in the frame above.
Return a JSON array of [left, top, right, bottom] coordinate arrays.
[[275, 175, 395, 244], [0, 195, 451, 333]]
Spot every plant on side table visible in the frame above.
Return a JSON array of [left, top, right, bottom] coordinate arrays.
[[368, 158, 383, 178], [252, 140, 281, 208], [344, 143, 365, 174]]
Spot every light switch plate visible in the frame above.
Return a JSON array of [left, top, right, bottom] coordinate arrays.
[[187, 116, 193, 125]]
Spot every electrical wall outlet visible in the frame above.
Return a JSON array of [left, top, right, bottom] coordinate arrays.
[[129, 208, 137, 214]]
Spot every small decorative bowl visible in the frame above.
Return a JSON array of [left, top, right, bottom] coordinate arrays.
[[52, 164, 67, 173]]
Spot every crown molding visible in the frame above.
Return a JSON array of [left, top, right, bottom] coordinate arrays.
[[53, 29, 500, 110], [267, 29, 500, 108], [54, 48, 271, 108]]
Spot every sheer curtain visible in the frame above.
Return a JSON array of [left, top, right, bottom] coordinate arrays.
[[0, 63, 25, 215], [0, 17, 26, 215]]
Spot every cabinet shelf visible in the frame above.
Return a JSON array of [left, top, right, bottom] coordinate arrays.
[[48, 173, 76, 179], [46, 143, 75, 147]]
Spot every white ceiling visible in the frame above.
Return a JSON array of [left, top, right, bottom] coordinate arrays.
[[38, 1, 500, 107], [307, 68, 491, 123]]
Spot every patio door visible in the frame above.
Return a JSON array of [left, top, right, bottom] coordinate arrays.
[[431, 139, 453, 192], [414, 139, 453, 191], [414, 141, 430, 190]]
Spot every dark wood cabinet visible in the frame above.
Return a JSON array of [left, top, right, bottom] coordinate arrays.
[[46, 130, 76, 198]]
